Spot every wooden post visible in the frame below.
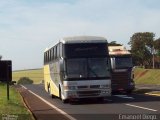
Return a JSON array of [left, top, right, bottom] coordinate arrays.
[[7, 63, 9, 100]]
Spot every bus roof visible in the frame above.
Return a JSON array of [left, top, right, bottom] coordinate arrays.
[[108, 46, 131, 55], [44, 36, 108, 52], [60, 36, 107, 44]]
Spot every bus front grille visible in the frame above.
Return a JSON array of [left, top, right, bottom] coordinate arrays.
[[77, 85, 100, 89], [90, 85, 100, 88], [77, 90, 101, 97], [77, 86, 88, 89]]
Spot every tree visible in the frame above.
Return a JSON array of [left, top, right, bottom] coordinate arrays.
[[154, 38, 160, 56], [153, 38, 160, 68], [0, 55, 2, 60], [108, 41, 122, 46], [17, 77, 33, 84], [129, 32, 155, 68]]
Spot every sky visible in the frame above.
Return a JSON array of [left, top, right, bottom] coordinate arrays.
[[0, 0, 160, 70]]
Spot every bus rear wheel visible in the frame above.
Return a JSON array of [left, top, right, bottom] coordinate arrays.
[[48, 85, 55, 98]]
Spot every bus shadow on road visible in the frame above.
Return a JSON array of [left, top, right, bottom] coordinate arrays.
[[133, 88, 159, 94], [110, 90, 160, 104], [68, 89, 160, 105], [68, 98, 112, 105]]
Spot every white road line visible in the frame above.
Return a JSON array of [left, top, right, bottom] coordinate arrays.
[[21, 85, 77, 120], [126, 104, 158, 112], [21, 85, 27, 89], [145, 93, 160, 97], [114, 95, 134, 99]]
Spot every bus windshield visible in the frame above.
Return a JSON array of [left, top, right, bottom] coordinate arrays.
[[66, 58, 110, 79], [115, 57, 132, 69], [64, 43, 108, 58]]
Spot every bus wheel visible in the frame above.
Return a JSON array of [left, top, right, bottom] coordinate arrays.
[[48, 85, 55, 98], [59, 87, 62, 99], [97, 97, 104, 102], [62, 99, 68, 103], [126, 90, 132, 94]]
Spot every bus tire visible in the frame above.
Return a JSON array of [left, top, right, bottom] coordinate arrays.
[[62, 99, 68, 103], [48, 85, 55, 98], [97, 97, 104, 102], [59, 86, 62, 99], [126, 90, 132, 94]]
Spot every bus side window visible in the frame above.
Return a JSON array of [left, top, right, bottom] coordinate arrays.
[[45, 52, 47, 64], [57, 43, 60, 59], [46, 51, 48, 63], [44, 52, 46, 64], [59, 43, 63, 57], [54, 46, 57, 60], [51, 48, 54, 60], [49, 51, 50, 62], [49, 49, 51, 61], [48, 50, 50, 62]]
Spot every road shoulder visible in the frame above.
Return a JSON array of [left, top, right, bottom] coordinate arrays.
[[16, 85, 69, 120]]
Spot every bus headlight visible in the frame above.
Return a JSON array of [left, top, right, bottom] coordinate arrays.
[[68, 91, 77, 97], [101, 85, 109, 88], [64, 86, 77, 90], [101, 90, 109, 94]]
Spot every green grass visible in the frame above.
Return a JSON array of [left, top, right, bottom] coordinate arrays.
[[12, 67, 160, 85], [0, 83, 34, 120], [12, 68, 43, 84], [134, 68, 160, 85]]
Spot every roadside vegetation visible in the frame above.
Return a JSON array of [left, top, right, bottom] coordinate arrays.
[[0, 83, 34, 120], [12, 68, 160, 85], [134, 68, 160, 85], [17, 77, 33, 85], [129, 32, 160, 69], [12, 68, 43, 84]]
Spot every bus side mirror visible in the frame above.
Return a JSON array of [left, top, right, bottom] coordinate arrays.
[[59, 59, 64, 72]]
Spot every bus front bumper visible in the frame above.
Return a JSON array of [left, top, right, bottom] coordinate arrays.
[[63, 89, 111, 99]]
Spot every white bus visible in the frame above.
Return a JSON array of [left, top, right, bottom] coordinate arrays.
[[44, 36, 111, 103]]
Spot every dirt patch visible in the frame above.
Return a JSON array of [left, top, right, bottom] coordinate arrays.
[[136, 70, 149, 79]]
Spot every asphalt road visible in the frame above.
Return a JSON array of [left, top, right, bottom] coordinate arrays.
[[22, 84, 160, 120]]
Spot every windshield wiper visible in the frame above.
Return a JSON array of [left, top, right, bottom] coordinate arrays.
[[88, 66, 99, 77]]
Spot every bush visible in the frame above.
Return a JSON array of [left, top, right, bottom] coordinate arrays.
[[17, 77, 33, 85]]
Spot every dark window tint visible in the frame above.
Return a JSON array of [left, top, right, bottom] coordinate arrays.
[[64, 43, 108, 58]]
